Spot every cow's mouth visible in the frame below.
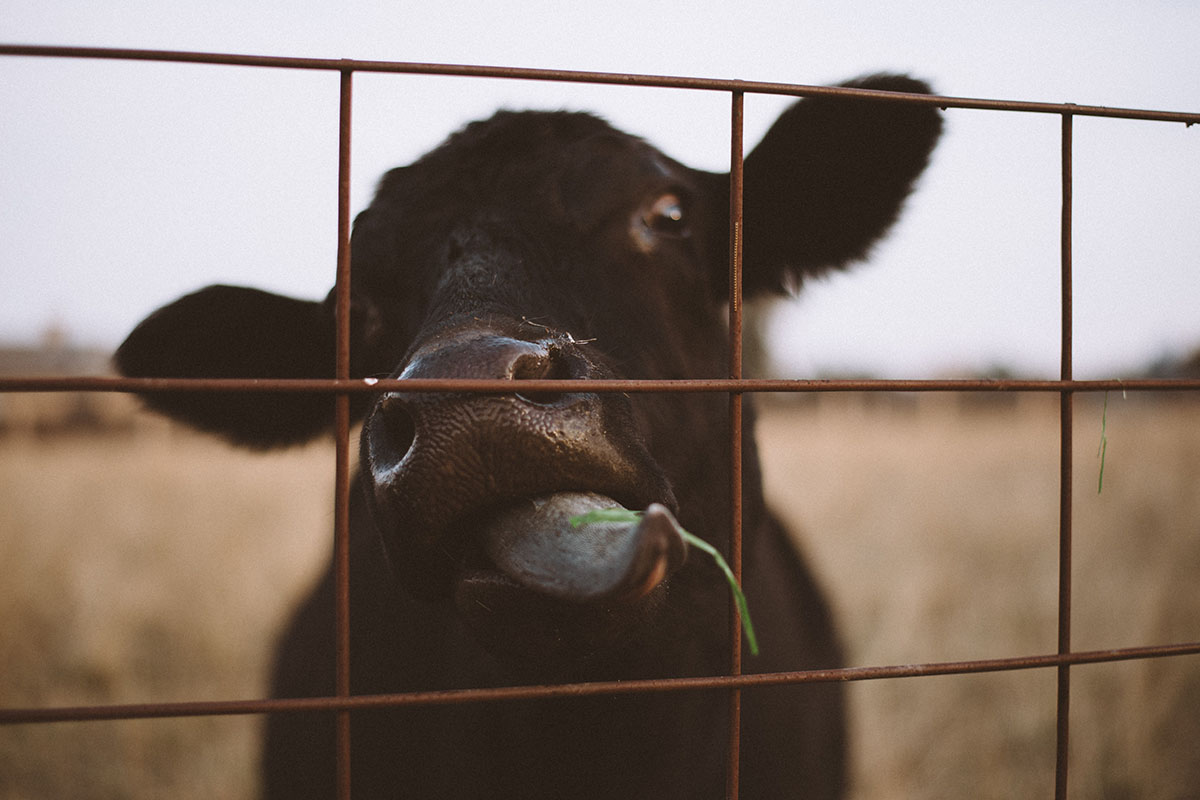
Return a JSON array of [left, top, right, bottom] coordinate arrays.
[[450, 492, 689, 662], [469, 492, 687, 602]]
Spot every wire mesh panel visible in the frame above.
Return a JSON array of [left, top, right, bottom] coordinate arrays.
[[1, 44, 1199, 800]]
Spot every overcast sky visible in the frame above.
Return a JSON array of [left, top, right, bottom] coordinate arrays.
[[3, 1, 1197, 378]]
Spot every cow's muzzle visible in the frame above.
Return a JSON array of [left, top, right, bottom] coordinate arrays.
[[361, 323, 683, 615]]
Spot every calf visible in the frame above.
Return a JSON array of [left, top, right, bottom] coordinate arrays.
[[116, 75, 941, 799]]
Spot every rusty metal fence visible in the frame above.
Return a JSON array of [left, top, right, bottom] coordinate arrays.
[[2, 44, 1200, 800]]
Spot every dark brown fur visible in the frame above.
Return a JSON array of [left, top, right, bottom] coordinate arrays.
[[116, 75, 941, 798]]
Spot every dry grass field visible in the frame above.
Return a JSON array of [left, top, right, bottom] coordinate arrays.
[[758, 393, 1200, 799], [1, 394, 1197, 799]]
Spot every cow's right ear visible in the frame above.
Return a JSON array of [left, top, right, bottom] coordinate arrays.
[[739, 74, 942, 294], [115, 284, 348, 449]]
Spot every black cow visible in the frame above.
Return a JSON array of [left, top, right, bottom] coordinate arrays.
[[116, 75, 941, 799]]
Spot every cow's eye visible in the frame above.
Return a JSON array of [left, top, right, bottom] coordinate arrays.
[[643, 193, 687, 235]]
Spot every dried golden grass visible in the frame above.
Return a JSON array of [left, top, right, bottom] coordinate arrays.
[[0, 424, 333, 799], [758, 394, 1200, 799], [1, 396, 1197, 798]]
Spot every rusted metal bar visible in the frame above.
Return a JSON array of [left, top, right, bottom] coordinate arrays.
[[3, 375, 1199, 394], [1055, 111, 1075, 800], [333, 68, 354, 800], [5, 642, 1198, 726], [3, 45, 1200, 125], [726, 89, 745, 800]]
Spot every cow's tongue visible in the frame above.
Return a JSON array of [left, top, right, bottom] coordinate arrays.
[[475, 492, 687, 603]]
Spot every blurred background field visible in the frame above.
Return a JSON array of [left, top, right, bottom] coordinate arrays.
[[0, 409, 333, 799], [757, 392, 1200, 799], [1, 391, 1198, 799]]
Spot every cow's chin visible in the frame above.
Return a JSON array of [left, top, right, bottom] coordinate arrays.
[[451, 492, 687, 666]]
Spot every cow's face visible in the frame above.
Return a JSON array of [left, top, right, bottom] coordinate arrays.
[[349, 113, 730, 622], [116, 75, 941, 663]]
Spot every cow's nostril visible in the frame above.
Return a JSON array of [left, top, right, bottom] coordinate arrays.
[[512, 350, 572, 406], [370, 396, 417, 473]]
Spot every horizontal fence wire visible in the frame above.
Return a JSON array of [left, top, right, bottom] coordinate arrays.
[[2, 376, 1199, 394], [3, 43, 1199, 800], [4, 44, 1200, 124], [5, 642, 1200, 726]]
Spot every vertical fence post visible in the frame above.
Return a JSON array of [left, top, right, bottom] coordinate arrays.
[[726, 88, 746, 800], [1055, 109, 1074, 800], [334, 67, 355, 800]]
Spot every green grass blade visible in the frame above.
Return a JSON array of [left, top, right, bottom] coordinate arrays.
[[676, 529, 759, 656], [569, 508, 644, 526], [570, 508, 760, 656]]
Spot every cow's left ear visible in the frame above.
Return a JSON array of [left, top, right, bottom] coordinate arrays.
[[115, 285, 354, 449], [739, 74, 943, 294]]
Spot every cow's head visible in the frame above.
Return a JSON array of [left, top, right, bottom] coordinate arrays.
[[116, 75, 941, 663]]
